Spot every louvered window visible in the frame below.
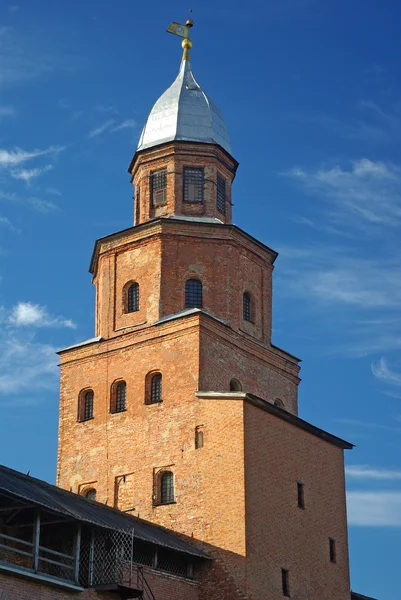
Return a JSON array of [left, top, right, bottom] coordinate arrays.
[[185, 279, 203, 308], [160, 472, 174, 504], [217, 175, 226, 214], [151, 169, 167, 206], [127, 282, 139, 313], [183, 168, 204, 203]]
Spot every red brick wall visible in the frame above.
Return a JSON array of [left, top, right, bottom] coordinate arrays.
[[243, 402, 351, 600]]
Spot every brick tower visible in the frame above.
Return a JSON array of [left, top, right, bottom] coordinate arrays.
[[57, 21, 353, 600]]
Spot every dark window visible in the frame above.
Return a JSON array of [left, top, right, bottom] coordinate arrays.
[[297, 482, 305, 509], [281, 569, 290, 597], [127, 282, 139, 313], [111, 381, 126, 413], [195, 428, 204, 449], [274, 398, 285, 409], [243, 292, 252, 321], [183, 168, 204, 203], [135, 185, 140, 225], [78, 389, 94, 422], [230, 379, 242, 392], [151, 169, 167, 206], [185, 279, 203, 308], [85, 488, 97, 501], [217, 175, 226, 214], [151, 374, 162, 404], [160, 472, 174, 504], [329, 538, 336, 563]]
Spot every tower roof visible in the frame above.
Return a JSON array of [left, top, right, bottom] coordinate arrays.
[[136, 54, 232, 155]]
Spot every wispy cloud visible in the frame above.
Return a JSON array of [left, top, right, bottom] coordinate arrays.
[[0, 105, 16, 117], [11, 164, 53, 182], [111, 119, 137, 132], [88, 119, 115, 139], [0, 146, 64, 167], [372, 358, 401, 386], [347, 491, 401, 526], [346, 465, 401, 480], [9, 302, 76, 329], [0, 215, 19, 233]]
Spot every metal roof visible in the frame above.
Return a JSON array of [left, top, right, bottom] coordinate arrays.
[[0, 465, 208, 560], [137, 58, 232, 155]]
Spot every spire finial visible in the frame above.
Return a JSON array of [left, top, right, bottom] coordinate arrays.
[[166, 13, 194, 62]]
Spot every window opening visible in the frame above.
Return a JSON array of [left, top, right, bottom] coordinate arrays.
[[274, 398, 285, 409], [297, 482, 305, 509], [151, 374, 162, 404], [127, 282, 139, 313], [195, 428, 204, 449], [78, 389, 94, 421], [183, 168, 204, 203], [185, 279, 203, 308], [329, 538, 336, 563], [85, 488, 97, 501], [160, 472, 174, 504], [243, 292, 252, 322], [111, 381, 126, 413], [281, 569, 290, 597], [151, 169, 167, 206], [229, 379, 242, 392], [217, 175, 226, 214]]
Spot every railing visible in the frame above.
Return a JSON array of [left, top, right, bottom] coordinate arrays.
[[137, 565, 156, 600]]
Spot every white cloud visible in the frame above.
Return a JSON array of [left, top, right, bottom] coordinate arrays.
[[111, 119, 137, 132], [0, 105, 16, 117], [27, 198, 57, 213], [347, 492, 401, 526], [0, 215, 18, 233], [346, 465, 401, 480], [9, 302, 76, 329], [371, 358, 401, 386], [0, 146, 64, 167], [11, 164, 53, 182], [283, 158, 401, 229], [88, 119, 115, 138]]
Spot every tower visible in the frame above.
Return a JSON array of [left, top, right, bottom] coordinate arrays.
[[57, 21, 352, 600]]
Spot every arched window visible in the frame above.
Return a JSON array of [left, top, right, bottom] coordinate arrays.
[[111, 380, 126, 413], [160, 472, 174, 504], [85, 488, 97, 501], [78, 389, 94, 422], [229, 379, 242, 392], [243, 292, 252, 322], [195, 427, 204, 449], [274, 398, 285, 409], [185, 279, 203, 308], [126, 282, 139, 313]]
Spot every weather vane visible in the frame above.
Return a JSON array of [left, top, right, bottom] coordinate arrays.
[[166, 11, 194, 61]]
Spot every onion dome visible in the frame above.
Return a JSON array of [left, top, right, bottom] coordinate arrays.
[[137, 27, 232, 155]]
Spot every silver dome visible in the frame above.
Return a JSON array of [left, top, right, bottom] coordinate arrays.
[[137, 59, 232, 154]]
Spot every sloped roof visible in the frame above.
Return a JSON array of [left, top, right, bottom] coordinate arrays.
[[0, 464, 208, 559]]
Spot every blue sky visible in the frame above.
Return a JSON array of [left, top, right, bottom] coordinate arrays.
[[0, 0, 400, 597]]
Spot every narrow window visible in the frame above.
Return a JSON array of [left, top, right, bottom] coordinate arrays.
[[151, 169, 167, 206], [126, 282, 139, 313], [243, 292, 252, 322], [329, 538, 336, 563], [217, 175, 226, 214], [297, 482, 305, 509], [281, 569, 290, 597], [135, 184, 140, 225], [78, 389, 94, 422], [185, 279, 203, 308], [230, 379, 242, 392], [111, 381, 126, 413], [151, 373, 162, 404], [160, 472, 174, 504], [85, 488, 97, 501], [195, 427, 204, 449], [183, 167, 204, 203]]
